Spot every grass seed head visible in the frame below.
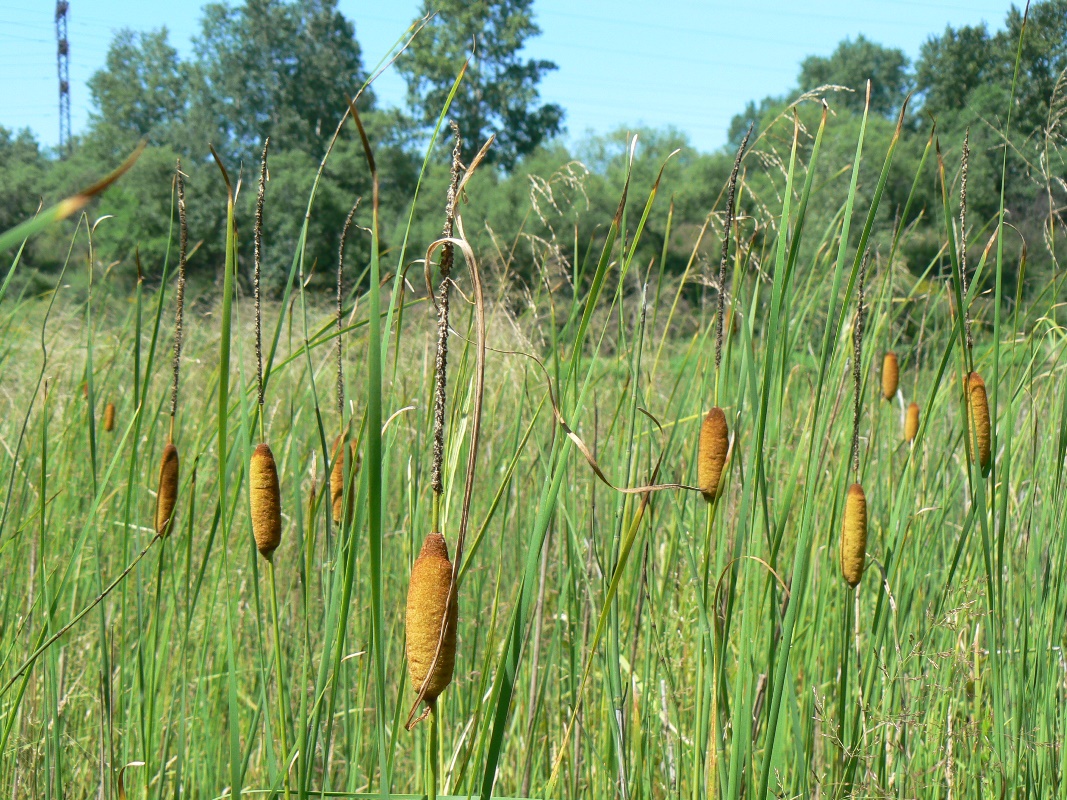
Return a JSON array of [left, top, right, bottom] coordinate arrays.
[[249, 443, 282, 559], [698, 407, 729, 502], [904, 402, 919, 442], [155, 443, 180, 537], [839, 482, 868, 588], [881, 352, 899, 400], [103, 402, 115, 432], [967, 371, 991, 474], [330, 436, 358, 525], [405, 532, 458, 703]]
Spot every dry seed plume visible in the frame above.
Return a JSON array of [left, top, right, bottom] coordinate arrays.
[[967, 371, 991, 474], [103, 402, 115, 433], [839, 483, 868, 587], [881, 352, 899, 401], [698, 407, 729, 502], [155, 443, 179, 536], [170, 160, 188, 421], [959, 131, 974, 355], [254, 138, 269, 407], [431, 122, 462, 496], [249, 443, 282, 559], [405, 532, 458, 702], [850, 252, 869, 475], [904, 402, 920, 443], [714, 124, 751, 372], [337, 200, 359, 422]]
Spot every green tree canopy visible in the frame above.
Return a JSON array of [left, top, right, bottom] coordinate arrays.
[[86, 28, 193, 155], [799, 34, 910, 117], [396, 0, 563, 169], [194, 0, 371, 160]]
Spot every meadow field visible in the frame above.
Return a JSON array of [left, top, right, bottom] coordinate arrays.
[[0, 27, 1065, 800]]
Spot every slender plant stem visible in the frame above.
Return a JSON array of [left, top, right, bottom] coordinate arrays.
[[269, 561, 291, 800], [428, 703, 439, 800]]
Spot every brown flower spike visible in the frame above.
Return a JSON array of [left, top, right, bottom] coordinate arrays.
[[904, 402, 919, 442], [155, 443, 179, 536], [839, 482, 868, 587], [967, 371, 991, 474], [881, 352, 899, 401], [405, 532, 458, 702], [698, 407, 729, 502], [249, 443, 282, 559]]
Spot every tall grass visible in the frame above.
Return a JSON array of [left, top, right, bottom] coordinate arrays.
[[2, 15, 1066, 800]]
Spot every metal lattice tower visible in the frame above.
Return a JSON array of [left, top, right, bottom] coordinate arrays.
[[55, 1, 71, 155]]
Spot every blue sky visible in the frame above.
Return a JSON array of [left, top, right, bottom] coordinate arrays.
[[0, 0, 1018, 153]]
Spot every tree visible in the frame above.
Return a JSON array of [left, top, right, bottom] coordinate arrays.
[[0, 127, 45, 234], [915, 24, 995, 114], [86, 28, 193, 155], [194, 0, 371, 160], [397, 0, 563, 169], [799, 35, 910, 117]]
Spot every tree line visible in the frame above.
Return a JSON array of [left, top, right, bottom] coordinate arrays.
[[2, 0, 1065, 299]]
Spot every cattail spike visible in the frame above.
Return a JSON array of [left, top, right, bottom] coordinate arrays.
[[405, 532, 458, 703], [254, 138, 269, 407], [103, 402, 115, 433], [697, 407, 729, 502], [967, 371, 991, 474], [330, 435, 358, 525], [250, 443, 282, 559], [155, 443, 180, 536], [904, 402, 920, 443], [170, 160, 187, 421], [840, 483, 868, 587], [431, 123, 463, 497], [882, 352, 899, 401]]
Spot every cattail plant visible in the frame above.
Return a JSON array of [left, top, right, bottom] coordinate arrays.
[[904, 402, 919, 443], [249, 139, 282, 561], [245, 139, 291, 800], [881, 352, 899, 400], [155, 160, 187, 537], [103, 401, 115, 433], [967, 371, 991, 475], [406, 124, 464, 721], [840, 253, 869, 588]]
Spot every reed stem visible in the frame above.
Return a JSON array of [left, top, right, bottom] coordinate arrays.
[[269, 561, 291, 800]]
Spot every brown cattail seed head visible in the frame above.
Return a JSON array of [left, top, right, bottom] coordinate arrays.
[[881, 352, 899, 400], [405, 532, 458, 702], [839, 483, 868, 588], [330, 436, 358, 525], [155, 443, 179, 536], [967, 371, 991, 474], [249, 443, 282, 559], [904, 402, 919, 443], [103, 402, 115, 432], [698, 407, 729, 502]]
